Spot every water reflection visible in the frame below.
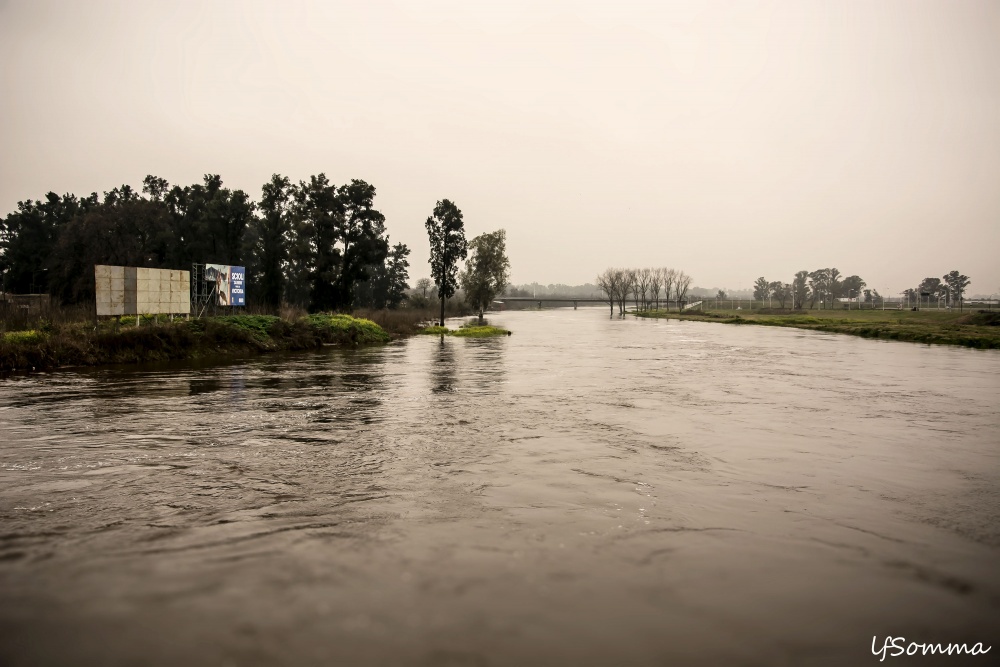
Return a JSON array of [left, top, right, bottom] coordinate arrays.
[[431, 337, 457, 393]]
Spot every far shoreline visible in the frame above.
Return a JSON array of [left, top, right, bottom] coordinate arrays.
[[632, 307, 1000, 350]]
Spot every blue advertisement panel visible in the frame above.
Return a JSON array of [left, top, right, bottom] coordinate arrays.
[[230, 266, 245, 306], [206, 264, 247, 306]]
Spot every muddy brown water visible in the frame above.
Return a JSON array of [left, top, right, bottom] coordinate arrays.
[[1, 309, 998, 666]]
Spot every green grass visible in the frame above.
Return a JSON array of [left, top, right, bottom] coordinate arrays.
[[418, 324, 510, 337], [452, 325, 510, 337], [1, 330, 47, 345], [0, 313, 393, 373], [634, 308, 1000, 349], [305, 313, 392, 344]]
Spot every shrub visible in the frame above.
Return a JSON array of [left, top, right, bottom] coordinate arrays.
[[1, 330, 47, 345]]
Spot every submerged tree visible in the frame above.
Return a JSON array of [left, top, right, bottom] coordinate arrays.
[[596, 268, 618, 318], [425, 199, 468, 326], [460, 229, 510, 323]]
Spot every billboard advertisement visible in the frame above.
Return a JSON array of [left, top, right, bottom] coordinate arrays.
[[205, 264, 246, 306]]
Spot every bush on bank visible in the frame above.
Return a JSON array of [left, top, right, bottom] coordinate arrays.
[[0, 313, 393, 373]]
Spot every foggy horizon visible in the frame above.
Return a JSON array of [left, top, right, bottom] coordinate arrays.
[[3, 0, 998, 295]]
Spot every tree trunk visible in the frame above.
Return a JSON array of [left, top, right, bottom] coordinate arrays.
[[440, 296, 445, 327]]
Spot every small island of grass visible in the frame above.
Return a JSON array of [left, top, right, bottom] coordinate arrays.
[[418, 324, 510, 338]]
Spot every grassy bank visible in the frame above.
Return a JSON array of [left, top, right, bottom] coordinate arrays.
[[633, 308, 1000, 349], [0, 313, 395, 373]]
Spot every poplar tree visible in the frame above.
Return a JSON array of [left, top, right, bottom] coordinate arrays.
[[425, 199, 468, 326]]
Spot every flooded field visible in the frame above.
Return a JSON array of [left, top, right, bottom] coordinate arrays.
[[1, 309, 998, 666]]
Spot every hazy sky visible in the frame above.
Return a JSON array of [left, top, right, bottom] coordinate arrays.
[[2, 0, 998, 294]]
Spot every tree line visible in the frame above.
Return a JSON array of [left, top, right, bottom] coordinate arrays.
[[596, 268, 693, 317], [904, 272, 971, 307], [0, 174, 410, 312], [751, 268, 973, 309], [1, 177, 515, 321], [751, 269, 869, 309]]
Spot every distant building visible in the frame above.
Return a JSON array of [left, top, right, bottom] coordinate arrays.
[[0, 292, 51, 313]]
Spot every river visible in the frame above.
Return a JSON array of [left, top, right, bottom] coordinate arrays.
[[1, 309, 998, 666]]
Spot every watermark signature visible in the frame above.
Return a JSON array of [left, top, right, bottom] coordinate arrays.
[[873, 636, 992, 661]]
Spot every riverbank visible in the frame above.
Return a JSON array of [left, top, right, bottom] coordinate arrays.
[[0, 313, 397, 373], [633, 308, 1000, 349]]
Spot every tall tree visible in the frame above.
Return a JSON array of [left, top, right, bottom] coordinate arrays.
[[460, 229, 510, 322], [767, 281, 783, 307], [355, 240, 410, 309], [49, 186, 174, 303], [245, 174, 292, 309], [292, 174, 342, 311], [626, 268, 640, 311], [917, 277, 944, 305], [1, 192, 93, 295], [841, 275, 866, 304], [753, 276, 770, 301], [615, 268, 629, 315], [829, 268, 843, 305], [416, 277, 432, 298], [163, 174, 252, 267], [675, 272, 692, 307], [662, 269, 676, 311], [333, 179, 389, 310], [771, 282, 792, 308], [425, 199, 468, 326], [649, 268, 663, 309], [807, 269, 826, 308], [943, 270, 971, 308], [792, 271, 809, 309]]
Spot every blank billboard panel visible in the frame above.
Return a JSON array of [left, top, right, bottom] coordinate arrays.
[[95, 265, 125, 316], [95, 265, 191, 316]]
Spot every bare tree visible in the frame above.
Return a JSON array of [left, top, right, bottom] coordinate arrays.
[[623, 269, 638, 312], [649, 268, 663, 310], [596, 268, 618, 318], [675, 271, 692, 309], [637, 268, 653, 311], [662, 268, 677, 312], [415, 277, 432, 298]]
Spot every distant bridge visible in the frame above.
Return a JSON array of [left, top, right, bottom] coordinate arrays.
[[493, 296, 702, 311], [494, 296, 606, 310]]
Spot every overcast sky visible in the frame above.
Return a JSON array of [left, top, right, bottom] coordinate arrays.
[[2, 0, 998, 294]]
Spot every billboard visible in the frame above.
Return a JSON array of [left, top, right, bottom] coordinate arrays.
[[95, 265, 190, 316], [205, 264, 246, 306]]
